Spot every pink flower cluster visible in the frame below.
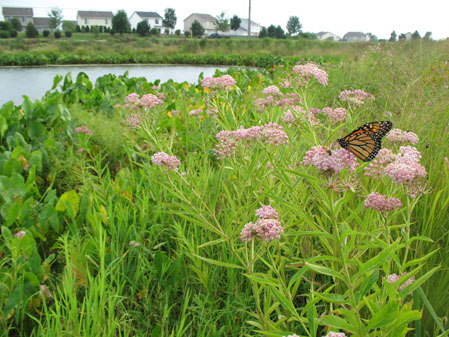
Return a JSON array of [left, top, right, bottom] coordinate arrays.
[[364, 192, 402, 212], [255, 205, 279, 219], [262, 85, 281, 95], [214, 123, 289, 159], [125, 93, 140, 104], [189, 108, 203, 116], [129, 240, 141, 247], [241, 206, 284, 242], [75, 126, 93, 135], [302, 146, 359, 173], [282, 107, 320, 125], [14, 231, 26, 238], [384, 146, 426, 184], [324, 333, 346, 337], [386, 272, 415, 291], [125, 113, 142, 128], [339, 89, 375, 105], [364, 148, 397, 178], [292, 63, 329, 86], [386, 128, 419, 144], [201, 74, 236, 89], [140, 94, 163, 108], [322, 107, 348, 123], [151, 152, 181, 173]]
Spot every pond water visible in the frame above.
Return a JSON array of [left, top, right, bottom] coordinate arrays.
[[0, 64, 230, 105]]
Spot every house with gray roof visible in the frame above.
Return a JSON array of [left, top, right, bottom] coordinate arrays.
[[317, 32, 341, 41], [33, 17, 54, 33], [77, 10, 113, 29], [184, 13, 217, 36], [2, 7, 34, 30], [129, 11, 172, 34], [343, 32, 371, 42], [227, 19, 261, 37]]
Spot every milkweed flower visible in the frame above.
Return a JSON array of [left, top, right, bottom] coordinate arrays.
[[364, 192, 402, 212], [262, 85, 282, 95], [283, 107, 320, 126], [386, 128, 419, 144], [323, 107, 348, 123], [140, 94, 163, 108], [14, 231, 26, 238], [188, 108, 202, 116], [324, 333, 346, 337], [260, 122, 289, 145], [255, 205, 279, 219], [302, 146, 358, 173], [292, 63, 328, 86], [125, 113, 142, 128], [241, 218, 284, 242], [201, 74, 236, 89], [151, 152, 181, 172], [125, 93, 140, 104], [386, 272, 415, 291], [75, 126, 93, 135], [339, 89, 375, 105], [364, 148, 396, 177], [129, 240, 141, 247], [384, 146, 426, 184]]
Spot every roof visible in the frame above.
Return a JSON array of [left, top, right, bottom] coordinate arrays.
[[184, 13, 216, 22], [2, 7, 33, 16], [343, 32, 367, 38], [77, 11, 113, 18], [33, 17, 51, 27], [135, 11, 162, 18], [238, 19, 261, 31]]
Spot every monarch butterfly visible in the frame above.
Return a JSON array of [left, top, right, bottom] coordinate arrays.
[[337, 121, 392, 162]]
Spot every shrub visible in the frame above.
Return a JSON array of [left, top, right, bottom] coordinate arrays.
[[54, 30, 62, 38], [9, 17, 22, 31], [25, 22, 38, 38], [190, 20, 204, 38], [175, 29, 181, 36], [150, 28, 160, 36], [0, 21, 13, 31], [43, 30, 50, 37], [65, 30, 72, 37], [184, 31, 190, 38], [9, 30, 17, 37], [76, 25, 81, 32], [0, 30, 10, 38], [164, 28, 169, 35], [136, 20, 150, 36]]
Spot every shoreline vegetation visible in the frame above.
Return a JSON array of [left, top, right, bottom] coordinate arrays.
[[1, 37, 449, 336]]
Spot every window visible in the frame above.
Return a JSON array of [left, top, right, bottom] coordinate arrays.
[[22, 16, 26, 23], [105, 19, 109, 24], [155, 19, 159, 24], [85, 18, 88, 24]]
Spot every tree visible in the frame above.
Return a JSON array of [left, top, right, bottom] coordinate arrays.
[[259, 27, 267, 38], [389, 30, 397, 42], [25, 22, 38, 38], [267, 25, 276, 38], [48, 8, 63, 29], [286, 16, 302, 35], [230, 15, 241, 35], [62, 20, 75, 32], [136, 20, 150, 36], [190, 20, 204, 37], [9, 17, 22, 31], [163, 8, 177, 31], [424, 31, 432, 40], [367, 33, 378, 41], [275, 25, 285, 39], [412, 30, 421, 39], [398, 33, 406, 41], [214, 11, 229, 33], [112, 10, 130, 35]]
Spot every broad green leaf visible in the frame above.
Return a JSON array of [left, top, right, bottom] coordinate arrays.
[[269, 285, 298, 318], [320, 315, 353, 332], [52, 74, 63, 90], [55, 190, 79, 217], [355, 268, 379, 303], [352, 242, 398, 282], [305, 262, 345, 281], [366, 301, 399, 330], [245, 273, 279, 287], [0, 114, 7, 139], [399, 266, 439, 298], [314, 292, 349, 304]]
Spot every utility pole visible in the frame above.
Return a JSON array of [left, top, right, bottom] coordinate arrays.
[[248, 0, 251, 37]]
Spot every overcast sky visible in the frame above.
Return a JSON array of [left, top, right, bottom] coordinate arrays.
[[1, 0, 448, 39]]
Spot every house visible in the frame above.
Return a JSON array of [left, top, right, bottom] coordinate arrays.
[[228, 19, 261, 37], [2, 7, 34, 30], [405, 32, 412, 41], [33, 17, 54, 33], [317, 32, 340, 41], [77, 11, 113, 29], [184, 13, 217, 36], [343, 32, 370, 42], [129, 11, 172, 33]]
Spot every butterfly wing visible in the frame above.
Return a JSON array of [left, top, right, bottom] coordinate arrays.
[[353, 121, 393, 139], [338, 132, 381, 162]]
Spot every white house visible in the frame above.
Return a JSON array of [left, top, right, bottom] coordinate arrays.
[[317, 32, 340, 41], [184, 13, 217, 36], [129, 11, 172, 33], [2, 7, 34, 30], [77, 11, 113, 29], [227, 19, 261, 37], [343, 32, 370, 42]]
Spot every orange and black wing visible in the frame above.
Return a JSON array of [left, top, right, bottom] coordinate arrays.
[[338, 131, 381, 162], [353, 121, 393, 139]]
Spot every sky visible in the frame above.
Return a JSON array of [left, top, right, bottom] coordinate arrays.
[[1, 0, 448, 40]]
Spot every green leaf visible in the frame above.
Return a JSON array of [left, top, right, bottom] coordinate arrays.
[[269, 285, 298, 318], [55, 190, 79, 217], [355, 268, 379, 302], [399, 266, 439, 298], [52, 74, 63, 90], [244, 273, 279, 287], [3, 285, 22, 319], [305, 262, 345, 281], [366, 301, 399, 330], [417, 287, 446, 333], [320, 315, 353, 332], [314, 292, 349, 304], [190, 254, 243, 269], [27, 121, 45, 140], [6, 198, 22, 227], [352, 242, 398, 282], [0, 114, 7, 139]]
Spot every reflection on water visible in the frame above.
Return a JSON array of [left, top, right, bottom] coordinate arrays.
[[0, 64, 229, 105]]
